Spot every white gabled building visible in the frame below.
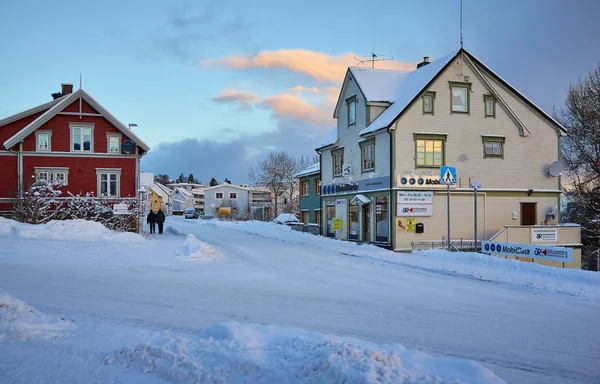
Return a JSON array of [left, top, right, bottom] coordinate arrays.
[[318, 48, 582, 268]]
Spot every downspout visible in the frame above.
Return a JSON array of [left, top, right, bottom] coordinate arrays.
[[387, 123, 395, 250], [9, 142, 24, 199]]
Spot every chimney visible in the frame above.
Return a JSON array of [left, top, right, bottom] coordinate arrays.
[[416, 56, 431, 69], [61, 83, 73, 95]]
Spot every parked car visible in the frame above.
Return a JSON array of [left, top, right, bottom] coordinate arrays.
[[272, 213, 301, 226], [184, 208, 198, 219]]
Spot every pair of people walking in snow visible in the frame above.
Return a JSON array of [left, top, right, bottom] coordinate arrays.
[[147, 210, 165, 234]]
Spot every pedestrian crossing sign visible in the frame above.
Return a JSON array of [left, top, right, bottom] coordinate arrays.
[[440, 166, 457, 185]]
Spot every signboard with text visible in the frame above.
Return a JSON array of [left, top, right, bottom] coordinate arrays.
[[397, 191, 433, 204], [531, 228, 558, 242], [397, 204, 433, 217], [332, 218, 342, 231], [481, 241, 573, 263], [113, 204, 129, 215]]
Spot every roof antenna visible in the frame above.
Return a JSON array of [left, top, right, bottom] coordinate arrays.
[[354, 18, 393, 69], [79, 73, 82, 89], [460, 0, 464, 49]]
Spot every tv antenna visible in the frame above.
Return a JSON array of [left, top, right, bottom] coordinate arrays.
[[354, 52, 393, 69], [460, 0, 464, 48]]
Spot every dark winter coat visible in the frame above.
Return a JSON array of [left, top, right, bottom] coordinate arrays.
[[156, 210, 165, 224], [147, 211, 157, 224]]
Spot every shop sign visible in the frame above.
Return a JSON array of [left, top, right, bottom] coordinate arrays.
[[397, 191, 433, 204], [531, 228, 558, 242], [322, 176, 390, 196], [336, 199, 347, 206], [481, 241, 573, 263], [397, 204, 433, 217], [398, 175, 442, 187]]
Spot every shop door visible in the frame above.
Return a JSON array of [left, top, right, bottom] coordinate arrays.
[[521, 203, 537, 225], [363, 206, 370, 242]]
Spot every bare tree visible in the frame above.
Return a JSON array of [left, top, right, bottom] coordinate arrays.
[[249, 151, 298, 216], [555, 61, 600, 270]]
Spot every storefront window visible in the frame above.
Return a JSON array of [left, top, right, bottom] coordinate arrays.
[[376, 196, 388, 243], [349, 205, 359, 240], [326, 205, 335, 238]]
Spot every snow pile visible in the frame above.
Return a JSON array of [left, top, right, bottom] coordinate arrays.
[[0, 289, 74, 341], [177, 235, 222, 261], [107, 322, 505, 384], [0, 217, 143, 244]]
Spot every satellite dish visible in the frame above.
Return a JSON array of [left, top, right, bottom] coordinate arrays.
[[122, 140, 135, 154], [548, 160, 562, 177]]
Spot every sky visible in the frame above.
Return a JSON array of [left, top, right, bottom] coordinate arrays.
[[1, 0, 599, 184]]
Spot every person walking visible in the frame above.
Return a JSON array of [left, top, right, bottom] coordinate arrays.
[[147, 211, 157, 234], [156, 209, 165, 234]]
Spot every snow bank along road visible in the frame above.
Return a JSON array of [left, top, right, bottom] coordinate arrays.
[[1, 217, 599, 383]]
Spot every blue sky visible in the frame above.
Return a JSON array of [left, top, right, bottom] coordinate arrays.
[[1, 0, 599, 184]]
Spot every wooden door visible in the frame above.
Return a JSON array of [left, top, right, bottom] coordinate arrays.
[[363, 206, 370, 242], [521, 203, 537, 225]]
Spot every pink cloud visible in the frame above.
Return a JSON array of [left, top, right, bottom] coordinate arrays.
[[201, 49, 415, 83], [211, 89, 259, 109], [257, 93, 333, 130]]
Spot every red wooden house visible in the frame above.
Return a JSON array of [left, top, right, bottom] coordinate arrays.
[[0, 84, 150, 211]]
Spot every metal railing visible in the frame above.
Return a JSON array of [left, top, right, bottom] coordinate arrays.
[[412, 238, 481, 252]]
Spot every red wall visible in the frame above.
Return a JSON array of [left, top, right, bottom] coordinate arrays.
[[0, 111, 46, 148], [22, 114, 133, 153], [61, 99, 99, 114], [0, 155, 18, 198], [22, 156, 137, 197]]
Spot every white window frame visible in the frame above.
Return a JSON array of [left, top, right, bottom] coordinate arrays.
[[215, 192, 223, 199], [96, 168, 121, 197], [34, 167, 69, 185], [332, 149, 344, 177], [70, 123, 95, 152], [106, 133, 122, 154], [346, 96, 356, 126], [35, 130, 52, 152], [449, 82, 471, 114], [360, 140, 375, 172], [229, 192, 237, 199], [301, 180, 309, 196]]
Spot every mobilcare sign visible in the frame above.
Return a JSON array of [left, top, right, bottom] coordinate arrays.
[[481, 241, 573, 263]]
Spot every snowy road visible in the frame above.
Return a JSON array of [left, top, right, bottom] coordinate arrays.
[[1, 217, 599, 383]]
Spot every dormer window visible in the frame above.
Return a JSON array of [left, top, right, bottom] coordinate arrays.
[[347, 96, 356, 126], [107, 133, 122, 153]]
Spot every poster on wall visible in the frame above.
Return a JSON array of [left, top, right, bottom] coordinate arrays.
[[396, 218, 406, 232], [332, 218, 342, 231], [406, 218, 416, 232]]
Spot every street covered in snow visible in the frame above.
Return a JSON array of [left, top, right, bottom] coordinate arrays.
[[1, 216, 599, 383]]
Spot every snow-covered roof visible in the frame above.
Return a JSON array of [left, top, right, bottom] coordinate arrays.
[[315, 129, 338, 151], [204, 184, 251, 192], [3, 88, 150, 151], [349, 67, 407, 103], [296, 163, 320, 178], [149, 184, 169, 200], [175, 187, 193, 197], [167, 182, 204, 187], [153, 182, 172, 196], [360, 51, 458, 136]]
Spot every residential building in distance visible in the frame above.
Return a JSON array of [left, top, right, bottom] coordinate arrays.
[[296, 163, 321, 227], [172, 187, 194, 213], [167, 182, 205, 213], [318, 48, 580, 267], [204, 184, 273, 219], [148, 181, 173, 214], [0, 83, 149, 212]]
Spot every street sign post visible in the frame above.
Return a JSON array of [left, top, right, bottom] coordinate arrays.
[[472, 181, 481, 252], [440, 166, 457, 251]]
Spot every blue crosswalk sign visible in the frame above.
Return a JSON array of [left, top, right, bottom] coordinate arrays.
[[440, 166, 457, 185]]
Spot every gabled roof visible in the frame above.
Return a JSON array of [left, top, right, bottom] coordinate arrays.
[[0, 96, 67, 128], [348, 67, 406, 103], [3, 88, 150, 151], [360, 50, 458, 135], [204, 184, 251, 192], [175, 187, 193, 198], [359, 48, 566, 136], [296, 163, 320, 178]]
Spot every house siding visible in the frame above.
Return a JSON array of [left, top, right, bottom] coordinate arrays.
[[392, 53, 561, 252], [0, 111, 46, 147], [61, 99, 99, 114], [22, 115, 130, 153], [299, 173, 320, 224], [204, 185, 250, 215], [22, 156, 137, 197], [0, 153, 18, 200]]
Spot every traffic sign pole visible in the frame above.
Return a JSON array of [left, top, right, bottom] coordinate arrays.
[[447, 183, 450, 251]]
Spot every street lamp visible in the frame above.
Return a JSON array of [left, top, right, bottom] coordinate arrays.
[[128, 123, 138, 130]]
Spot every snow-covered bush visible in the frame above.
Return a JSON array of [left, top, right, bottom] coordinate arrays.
[[11, 180, 140, 232]]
